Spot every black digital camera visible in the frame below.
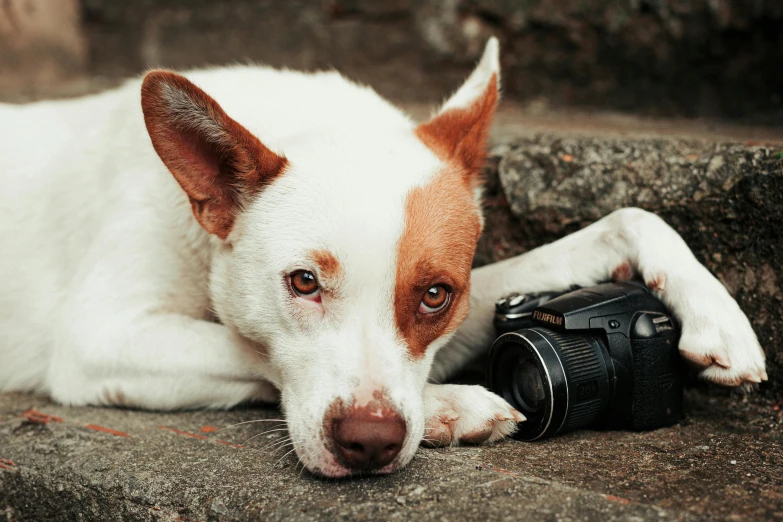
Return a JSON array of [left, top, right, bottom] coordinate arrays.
[[487, 281, 683, 441]]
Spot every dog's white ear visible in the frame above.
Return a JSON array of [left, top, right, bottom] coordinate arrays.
[[141, 70, 287, 240], [416, 37, 500, 179]]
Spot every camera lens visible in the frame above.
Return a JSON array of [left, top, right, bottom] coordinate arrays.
[[511, 355, 545, 414], [487, 328, 613, 441]]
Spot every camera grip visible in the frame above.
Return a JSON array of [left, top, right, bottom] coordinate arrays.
[[630, 333, 683, 430]]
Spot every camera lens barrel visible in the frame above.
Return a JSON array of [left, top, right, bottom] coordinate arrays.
[[488, 327, 613, 441]]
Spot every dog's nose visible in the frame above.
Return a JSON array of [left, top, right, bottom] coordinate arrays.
[[332, 409, 406, 472]]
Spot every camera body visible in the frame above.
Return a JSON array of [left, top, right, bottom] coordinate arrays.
[[487, 281, 683, 441]]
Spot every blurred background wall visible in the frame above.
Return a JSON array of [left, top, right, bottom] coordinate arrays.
[[2, 0, 783, 123]]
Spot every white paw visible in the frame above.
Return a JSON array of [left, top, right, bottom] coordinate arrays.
[[645, 266, 767, 388], [421, 384, 525, 447], [609, 207, 767, 388]]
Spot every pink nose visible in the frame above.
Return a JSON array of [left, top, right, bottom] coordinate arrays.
[[332, 408, 407, 472]]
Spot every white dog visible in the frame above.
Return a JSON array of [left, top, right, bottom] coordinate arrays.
[[0, 39, 766, 477]]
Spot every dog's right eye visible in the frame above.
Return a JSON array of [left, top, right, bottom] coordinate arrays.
[[290, 270, 320, 299]]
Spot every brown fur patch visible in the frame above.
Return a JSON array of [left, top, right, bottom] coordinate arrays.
[[646, 273, 667, 291], [322, 391, 400, 438], [611, 261, 634, 281], [310, 249, 342, 281], [141, 70, 288, 239], [415, 74, 499, 180], [394, 167, 482, 359]]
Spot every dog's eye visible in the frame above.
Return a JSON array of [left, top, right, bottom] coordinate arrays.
[[419, 285, 451, 314], [290, 270, 320, 298]]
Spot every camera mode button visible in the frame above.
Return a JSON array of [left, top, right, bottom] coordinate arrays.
[[508, 294, 527, 307], [632, 313, 673, 338]]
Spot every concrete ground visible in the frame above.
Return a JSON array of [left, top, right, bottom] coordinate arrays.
[[1, 389, 781, 522]]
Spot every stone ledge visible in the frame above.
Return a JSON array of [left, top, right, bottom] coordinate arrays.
[[475, 134, 782, 398], [1, 391, 781, 522]]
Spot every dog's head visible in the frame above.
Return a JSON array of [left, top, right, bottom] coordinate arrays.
[[141, 39, 500, 477]]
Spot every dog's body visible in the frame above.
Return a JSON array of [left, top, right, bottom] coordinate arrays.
[[0, 40, 766, 477]]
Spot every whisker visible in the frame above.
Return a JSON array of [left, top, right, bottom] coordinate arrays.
[[257, 437, 295, 456], [216, 418, 287, 433], [247, 345, 268, 358], [255, 435, 292, 453], [241, 428, 289, 446], [269, 444, 295, 459], [263, 442, 295, 462], [255, 427, 290, 437], [271, 447, 298, 469], [249, 426, 289, 436]]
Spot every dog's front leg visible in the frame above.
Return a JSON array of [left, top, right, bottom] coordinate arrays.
[[49, 315, 280, 410], [432, 207, 766, 387]]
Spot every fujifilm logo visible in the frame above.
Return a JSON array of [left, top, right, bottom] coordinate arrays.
[[533, 310, 563, 326]]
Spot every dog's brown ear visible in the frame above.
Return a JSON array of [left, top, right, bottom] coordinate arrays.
[[141, 70, 287, 240], [416, 38, 500, 183]]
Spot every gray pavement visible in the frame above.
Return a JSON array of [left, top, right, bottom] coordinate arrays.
[[2, 390, 780, 522]]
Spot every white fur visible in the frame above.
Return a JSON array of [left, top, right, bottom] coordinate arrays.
[[0, 38, 765, 477]]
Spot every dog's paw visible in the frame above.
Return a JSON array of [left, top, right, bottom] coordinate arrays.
[[420, 384, 524, 447], [647, 267, 767, 388], [679, 308, 767, 388]]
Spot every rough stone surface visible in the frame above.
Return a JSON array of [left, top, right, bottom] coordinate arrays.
[[472, 135, 783, 398], [1, 391, 781, 521]]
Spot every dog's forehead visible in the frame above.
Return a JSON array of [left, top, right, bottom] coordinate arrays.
[[285, 128, 441, 184], [249, 130, 444, 256]]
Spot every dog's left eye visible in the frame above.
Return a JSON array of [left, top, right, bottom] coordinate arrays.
[[290, 270, 320, 299], [419, 285, 451, 314]]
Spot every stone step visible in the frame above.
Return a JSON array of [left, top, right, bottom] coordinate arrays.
[[408, 103, 783, 145], [461, 115, 782, 400], [1, 391, 780, 521]]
